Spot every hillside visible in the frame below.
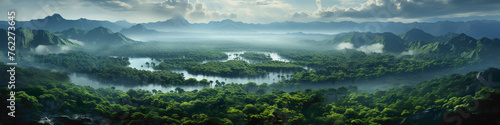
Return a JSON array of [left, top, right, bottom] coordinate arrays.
[[58, 27, 139, 45], [399, 29, 435, 43], [410, 33, 500, 59], [323, 29, 500, 60], [0, 28, 78, 53]]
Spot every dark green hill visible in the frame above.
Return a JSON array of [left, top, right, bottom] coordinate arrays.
[[0, 28, 78, 53], [432, 32, 459, 42], [399, 29, 435, 43], [410, 33, 500, 59], [57, 27, 87, 40]]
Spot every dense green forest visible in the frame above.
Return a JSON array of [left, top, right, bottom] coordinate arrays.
[[184, 60, 304, 77], [1, 63, 499, 124], [33, 52, 191, 85], [279, 50, 470, 83], [101, 42, 228, 61], [240, 52, 272, 61], [34, 46, 474, 85]]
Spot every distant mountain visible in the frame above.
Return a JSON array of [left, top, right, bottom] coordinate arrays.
[[114, 20, 135, 28], [2, 14, 500, 38], [326, 32, 408, 53], [0, 28, 78, 53], [432, 32, 459, 43], [58, 27, 138, 45], [411, 33, 500, 59], [400, 29, 435, 43], [204, 19, 255, 32], [5, 14, 124, 32], [143, 15, 190, 30], [324, 29, 500, 60], [120, 24, 159, 35]]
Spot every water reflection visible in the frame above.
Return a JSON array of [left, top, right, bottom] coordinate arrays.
[[125, 51, 296, 84]]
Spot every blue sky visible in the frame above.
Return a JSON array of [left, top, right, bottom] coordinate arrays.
[[2, 0, 500, 23]]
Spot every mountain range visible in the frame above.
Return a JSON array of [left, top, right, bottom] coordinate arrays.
[[0, 14, 129, 32], [325, 28, 500, 59], [2, 14, 500, 38], [0, 26, 139, 55], [57, 27, 138, 45], [120, 24, 160, 36]]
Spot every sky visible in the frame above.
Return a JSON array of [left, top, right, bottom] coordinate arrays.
[[2, 0, 500, 24]]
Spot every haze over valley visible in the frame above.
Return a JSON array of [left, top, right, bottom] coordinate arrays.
[[2, 0, 500, 124]]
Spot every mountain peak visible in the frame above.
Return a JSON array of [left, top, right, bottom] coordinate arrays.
[[407, 28, 426, 33], [45, 13, 65, 21], [167, 15, 189, 24], [130, 24, 146, 29], [400, 28, 435, 42], [88, 27, 113, 35], [447, 33, 477, 48]]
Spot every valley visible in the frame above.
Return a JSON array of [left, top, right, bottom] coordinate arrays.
[[1, 13, 500, 125]]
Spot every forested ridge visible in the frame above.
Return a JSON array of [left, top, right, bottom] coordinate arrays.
[[279, 50, 469, 83], [1, 63, 499, 124]]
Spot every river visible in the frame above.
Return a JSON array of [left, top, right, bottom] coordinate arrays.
[[70, 51, 295, 92]]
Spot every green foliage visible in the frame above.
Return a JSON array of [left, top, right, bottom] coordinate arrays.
[[240, 52, 272, 61], [34, 52, 190, 85], [2, 61, 498, 125], [278, 50, 469, 83]]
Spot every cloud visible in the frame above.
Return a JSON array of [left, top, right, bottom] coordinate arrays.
[[102, 1, 133, 10], [316, 0, 322, 10], [34, 45, 72, 54], [336, 42, 355, 50], [400, 50, 414, 56], [291, 11, 310, 19], [356, 43, 384, 53], [2, 0, 499, 23], [336, 43, 384, 53], [68, 39, 85, 46], [317, 0, 500, 19]]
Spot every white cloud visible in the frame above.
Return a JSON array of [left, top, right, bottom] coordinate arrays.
[[335, 43, 384, 53], [356, 43, 384, 53], [336, 42, 355, 50], [400, 50, 414, 56], [315, 0, 500, 20], [1, 0, 499, 23]]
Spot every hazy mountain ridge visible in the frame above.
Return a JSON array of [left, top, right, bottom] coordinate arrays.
[[325, 29, 500, 59], [1, 14, 125, 32], [120, 24, 160, 36], [58, 27, 139, 45], [2, 14, 500, 38]]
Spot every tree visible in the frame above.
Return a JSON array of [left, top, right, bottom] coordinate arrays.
[[152, 89, 157, 94], [175, 87, 185, 93]]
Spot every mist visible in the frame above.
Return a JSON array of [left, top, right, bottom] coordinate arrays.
[[34, 45, 72, 55], [335, 42, 384, 53]]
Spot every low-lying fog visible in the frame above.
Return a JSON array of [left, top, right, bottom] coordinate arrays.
[[126, 32, 333, 43]]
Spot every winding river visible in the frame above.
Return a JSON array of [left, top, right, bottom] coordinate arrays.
[[70, 51, 295, 92]]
